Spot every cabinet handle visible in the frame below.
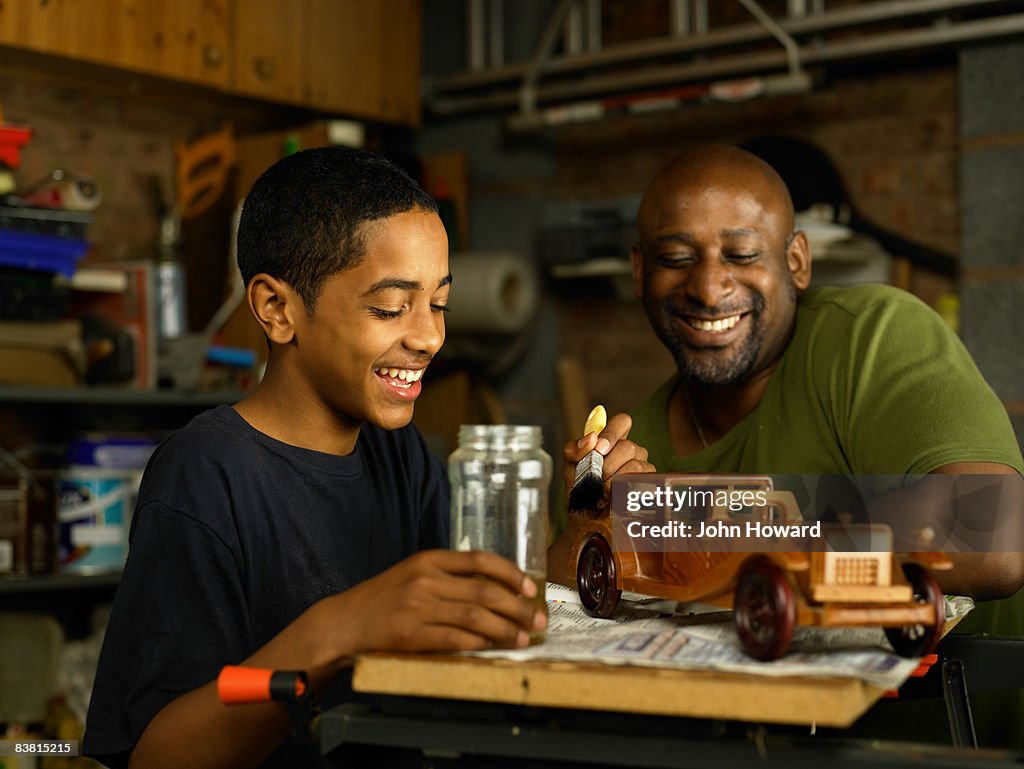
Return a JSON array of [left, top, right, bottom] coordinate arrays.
[[202, 44, 223, 68], [253, 57, 276, 81]]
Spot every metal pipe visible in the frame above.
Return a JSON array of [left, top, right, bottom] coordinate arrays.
[[670, 0, 690, 36], [467, 0, 486, 71], [740, 0, 803, 78], [519, 0, 576, 116], [488, 0, 504, 67], [431, 12, 1024, 114], [693, 0, 708, 35], [584, 0, 602, 52], [565, 0, 584, 55], [438, 0, 1009, 92]]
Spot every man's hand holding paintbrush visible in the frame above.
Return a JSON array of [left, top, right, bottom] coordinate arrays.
[[546, 407, 656, 585]]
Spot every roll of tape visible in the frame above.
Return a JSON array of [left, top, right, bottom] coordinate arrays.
[[446, 253, 538, 334], [25, 174, 102, 212]]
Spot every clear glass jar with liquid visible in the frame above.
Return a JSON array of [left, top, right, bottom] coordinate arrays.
[[448, 424, 551, 644]]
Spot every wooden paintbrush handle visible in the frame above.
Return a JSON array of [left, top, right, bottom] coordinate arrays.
[[583, 405, 607, 437]]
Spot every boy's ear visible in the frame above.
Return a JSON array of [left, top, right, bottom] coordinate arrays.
[[247, 273, 297, 344]]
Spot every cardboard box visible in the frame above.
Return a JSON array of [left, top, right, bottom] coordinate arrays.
[[69, 262, 157, 389], [0, 319, 84, 387]]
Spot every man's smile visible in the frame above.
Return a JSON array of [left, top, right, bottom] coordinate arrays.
[[683, 312, 746, 333]]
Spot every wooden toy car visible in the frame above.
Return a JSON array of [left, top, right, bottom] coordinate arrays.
[[569, 474, 951, 660]]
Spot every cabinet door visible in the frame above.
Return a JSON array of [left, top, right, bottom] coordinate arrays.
[[0, 0, 230, 88], [231, 0, 308, 104], [305, 0, 421, 126]]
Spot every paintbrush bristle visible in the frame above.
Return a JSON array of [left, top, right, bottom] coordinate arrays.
[[568, 450, 604, 513]]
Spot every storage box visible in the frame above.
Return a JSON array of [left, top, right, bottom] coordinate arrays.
[[0, 205, 92, 240], [0, 228, 90, 276], [0, 478, 56, 576], [68, 262, 156, 389], [539, 197, 641, 265]]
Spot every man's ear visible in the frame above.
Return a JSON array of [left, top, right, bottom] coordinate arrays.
[[786, 231, 812, 292], [630, 243, 645, 301], [247, 273, 297, 345]]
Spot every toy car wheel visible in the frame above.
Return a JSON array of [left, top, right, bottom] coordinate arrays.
[[576, 534, 621, 618], [884, 562, 944, 658], [734, 556, 796, 661]]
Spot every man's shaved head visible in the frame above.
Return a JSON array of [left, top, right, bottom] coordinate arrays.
[[638, 145, 795, 245]]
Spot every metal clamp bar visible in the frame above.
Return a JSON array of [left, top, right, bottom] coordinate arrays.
[[942, 658, 978, 749]]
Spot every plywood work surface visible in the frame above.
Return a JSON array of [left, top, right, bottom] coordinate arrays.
[[353, 652, 884, 728]]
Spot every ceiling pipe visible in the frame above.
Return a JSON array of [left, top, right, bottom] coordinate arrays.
[[519, 0, 576, 117], [432, 11, 1024, 116], [438, 0, 1011, 93]]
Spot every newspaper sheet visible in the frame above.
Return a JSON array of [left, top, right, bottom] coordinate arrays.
[[465, 583, 973, 690]]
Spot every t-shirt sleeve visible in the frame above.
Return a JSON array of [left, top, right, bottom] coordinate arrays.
[[83, 501, 250, 765], [413, 431, 450, 550], [830, 292, 1023, 475]]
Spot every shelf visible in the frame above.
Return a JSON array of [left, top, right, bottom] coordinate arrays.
[[0, 570, 121, 594], [0, 385, 245, 407]]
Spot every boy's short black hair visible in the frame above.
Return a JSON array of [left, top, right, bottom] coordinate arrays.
[[237, 146, 439, 311]]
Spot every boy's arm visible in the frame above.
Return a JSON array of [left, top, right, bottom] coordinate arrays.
[[129, 549, 543, 769]]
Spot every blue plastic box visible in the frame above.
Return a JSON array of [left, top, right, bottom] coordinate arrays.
[[0, 228, 90, 276]]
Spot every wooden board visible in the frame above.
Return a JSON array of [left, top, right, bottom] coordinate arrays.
[[353, 652, 885, 728]]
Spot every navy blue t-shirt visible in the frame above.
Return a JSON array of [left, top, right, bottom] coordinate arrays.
[[84, 405, 449, 767]]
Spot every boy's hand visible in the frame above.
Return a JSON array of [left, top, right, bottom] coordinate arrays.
[[332, 550, 545, 653], [562, 412, 654, 515]]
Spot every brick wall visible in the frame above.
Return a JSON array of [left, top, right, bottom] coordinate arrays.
[[959, 40, 1024, 448]]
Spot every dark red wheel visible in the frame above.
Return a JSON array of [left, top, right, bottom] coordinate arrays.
[[576, 534, 621, 618], [885, 562, 944, 658], [734, 556, 796, 661]]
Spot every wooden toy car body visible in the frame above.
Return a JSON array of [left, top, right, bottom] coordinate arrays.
[[570, 475, 952, 660]]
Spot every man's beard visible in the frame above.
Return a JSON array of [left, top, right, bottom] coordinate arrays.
[[652, 292, 768, 385]]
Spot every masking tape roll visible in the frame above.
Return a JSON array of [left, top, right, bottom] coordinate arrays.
[[446, 253, 539, 334]]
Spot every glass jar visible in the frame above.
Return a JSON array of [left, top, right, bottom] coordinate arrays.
[[448, 424, 551, 644]]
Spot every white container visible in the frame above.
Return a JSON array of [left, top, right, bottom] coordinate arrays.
[[56, 467, 140, 574]]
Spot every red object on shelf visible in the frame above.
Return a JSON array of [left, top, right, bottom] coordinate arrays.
[[0, 124, 33, 169]]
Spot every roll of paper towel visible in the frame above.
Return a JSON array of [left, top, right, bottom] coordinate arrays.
[[446, 253, 539, 334]]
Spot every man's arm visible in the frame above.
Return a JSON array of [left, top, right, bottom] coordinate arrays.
[[129, 550, 544, 769], [548, 413, 655, 585], [922, 462, 1023, 600]]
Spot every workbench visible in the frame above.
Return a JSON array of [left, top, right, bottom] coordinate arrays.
[[317, 634, 1024, 767]]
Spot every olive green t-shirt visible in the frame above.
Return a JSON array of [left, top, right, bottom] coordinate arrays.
[[628, 284, 1024, 746], [630, 284, 1023, 476]]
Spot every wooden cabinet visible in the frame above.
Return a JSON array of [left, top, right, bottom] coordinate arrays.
[[0, 0, 230, 89], [233, 0, 421, 126], [305, 0, 422, 125], [0, 0, 421, 126], [231, 0, 307, 104]]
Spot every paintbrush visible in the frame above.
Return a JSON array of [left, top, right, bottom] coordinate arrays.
[[567, 405, 608, 514]]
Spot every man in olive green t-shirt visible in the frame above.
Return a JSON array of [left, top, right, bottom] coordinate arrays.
[[549, 144, 1023, 746]]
